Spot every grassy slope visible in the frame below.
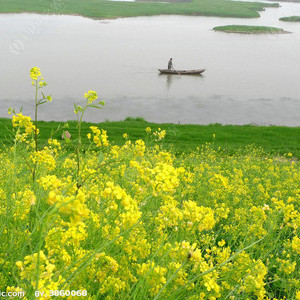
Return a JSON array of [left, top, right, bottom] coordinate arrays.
[[0, 0, 278, 19], [213, 25, 284, 33], [1, 118, 299, 158]]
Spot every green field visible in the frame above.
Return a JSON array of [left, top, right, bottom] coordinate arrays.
[[1, 113, 300, 299], [213, 25, 285, 33], [0, 0, 278, 19], [1, 117, 299, 159], [280, 16, 300, 22]]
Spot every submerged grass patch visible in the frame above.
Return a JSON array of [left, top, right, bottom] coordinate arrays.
[[280, 16, 300, 22], [0, 0, 278, 19], [213, 25, 285, 34]]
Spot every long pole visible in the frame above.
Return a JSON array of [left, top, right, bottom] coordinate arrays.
[[172, 66, 181, 77]]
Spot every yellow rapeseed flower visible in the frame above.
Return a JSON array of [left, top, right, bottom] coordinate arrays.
[[30, 67, 41, 80], [84, 90, 98, 104]]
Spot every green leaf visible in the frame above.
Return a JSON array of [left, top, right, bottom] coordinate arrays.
[[74, 104, 79, 114], [87, 104, 103, 109], [17, 169, 31, 178], [37, 100, 48, 106], [98, 151, 104, 163], [56, 152, 71, 162]]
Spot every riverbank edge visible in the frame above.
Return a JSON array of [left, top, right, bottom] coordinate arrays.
[[0, 10, 261, 21], [1, 117, 299, 159], [0, 0, 279, 21]]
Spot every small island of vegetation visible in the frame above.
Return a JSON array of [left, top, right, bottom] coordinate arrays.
[[279, 16, 300, 22], [213, 25, 286, 34]]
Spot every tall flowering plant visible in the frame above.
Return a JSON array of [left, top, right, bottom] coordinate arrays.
[[73, 90, 105, 189], [29, 67, 52, 152]]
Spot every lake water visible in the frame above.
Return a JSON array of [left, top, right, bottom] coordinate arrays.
[[0, 2, 300, 125]]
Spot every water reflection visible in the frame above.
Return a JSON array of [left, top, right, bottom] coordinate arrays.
[[160, 74, 174, 89], [159, 73, 205, 90], [166, 74, 173, 89]]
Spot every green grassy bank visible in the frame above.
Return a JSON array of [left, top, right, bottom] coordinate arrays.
[[280, 16, 300, 22], [213, 25, 285, 33], [1, 117, 299, 159], [0, 0, 278, 19]]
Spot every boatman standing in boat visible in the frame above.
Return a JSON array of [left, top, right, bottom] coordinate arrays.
[[168, 58, 173, 70]]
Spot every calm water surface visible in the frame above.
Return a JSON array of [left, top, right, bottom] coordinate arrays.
[[0, 2, 300, 125]]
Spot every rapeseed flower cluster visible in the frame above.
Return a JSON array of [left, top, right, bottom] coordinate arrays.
[[30, 67, 41, 81], [16, 251, 66, 300], [84, 90, 98, 104], [1, 110, 300, 298], [88, 126, 109, 147], [12, 113, 37, 144], [30, 67, 49, 90]]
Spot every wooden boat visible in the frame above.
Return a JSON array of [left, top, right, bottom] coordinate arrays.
[[158, 69, 205, 75]]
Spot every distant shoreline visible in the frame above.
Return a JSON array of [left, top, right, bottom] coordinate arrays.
[[0, 0, 279, 20], [267, 0, 300, 2]]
